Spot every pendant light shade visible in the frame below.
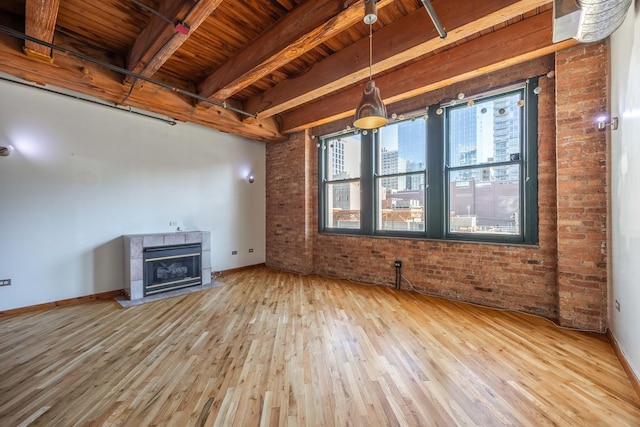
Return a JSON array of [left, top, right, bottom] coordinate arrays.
[[354, 80, 387, 129], [354, 0, 387, 130]]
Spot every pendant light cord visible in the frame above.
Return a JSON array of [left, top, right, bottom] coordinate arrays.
[[368, 23, 373, 81]]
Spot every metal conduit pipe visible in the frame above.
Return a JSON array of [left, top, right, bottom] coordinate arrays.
[[0, 25, 257, 119], [420, 0, 446, 39], [0, 75, 178, 125]]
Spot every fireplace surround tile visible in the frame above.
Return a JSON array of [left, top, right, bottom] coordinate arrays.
[[130, 280, 144, 300], [163, 233, 186, 246], [130, 236, 143, 259], [202, 268, 211, 283], [130, 259, 143, 282], [143, 234, 163, 248], [123, 231, 211, 300], [202, 252, 211, 270], [202, 231, 211, 251], [185, 232, 202, 244]]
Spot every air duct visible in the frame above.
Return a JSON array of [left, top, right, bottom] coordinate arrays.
[[553, 0, 632, 43]]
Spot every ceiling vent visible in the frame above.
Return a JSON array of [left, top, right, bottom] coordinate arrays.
[[553, 0, 632, 43]]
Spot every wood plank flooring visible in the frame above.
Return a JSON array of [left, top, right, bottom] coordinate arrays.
[[1, 266, 639, 426]]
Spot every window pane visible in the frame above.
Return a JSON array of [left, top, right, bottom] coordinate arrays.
[[377, 174, 425, 232], [326, 181, 361, 229], [379, 119, 426, 175], [327, 134, 361, 180], [449, 166, 520, 235], [448, 91, 522, 167]]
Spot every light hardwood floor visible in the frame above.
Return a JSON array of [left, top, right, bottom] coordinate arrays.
[[1, 266, 639, 426]]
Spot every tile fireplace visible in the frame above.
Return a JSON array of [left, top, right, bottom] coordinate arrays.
[[123, 231, 211, 300]]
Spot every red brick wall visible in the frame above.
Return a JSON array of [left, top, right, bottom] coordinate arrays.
[[555, 42, 609, 331], [266, 47, 609, 331], [312, 58, 558, 319], [265, 131, 314, 273]]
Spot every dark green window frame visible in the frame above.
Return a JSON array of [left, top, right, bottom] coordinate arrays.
[[318, 78, 539, 245]]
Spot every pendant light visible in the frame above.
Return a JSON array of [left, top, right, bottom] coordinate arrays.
[[353, 0, 387, 130]]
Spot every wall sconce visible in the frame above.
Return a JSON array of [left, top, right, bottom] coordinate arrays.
[[0, 145, 14, 157], [247, 175, 255, 184], [597, 115, 618, 131]]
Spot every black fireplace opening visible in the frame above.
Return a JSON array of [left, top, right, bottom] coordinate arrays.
[[143, 243, 202, 296]]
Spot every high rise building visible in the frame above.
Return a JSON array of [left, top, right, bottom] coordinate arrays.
[[448, 104, 479, 181], [397, 120, 426, 190], [492, 94, 521, 181], [330, 139, 345, 176], [380, 149, 406, 190]]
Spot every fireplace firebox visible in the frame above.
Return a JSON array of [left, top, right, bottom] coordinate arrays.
[[143, 243, 201, 296]]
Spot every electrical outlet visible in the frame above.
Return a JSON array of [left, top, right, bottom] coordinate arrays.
[[394, 260, 402, 268], [232, 250, 238, 255], [169, 221, 178, 226], [249, 248, 254, 253], [0, 278, 11, 286], [615, 300, 620, 312]]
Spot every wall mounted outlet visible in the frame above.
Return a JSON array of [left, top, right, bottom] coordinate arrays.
[[169, 221, 178, 226], [615, 300, 620, 312], [232, 250, 238, 255], [249, 248, 254, 253], [394, 260, 402, 268], [0, 278, 11, 286]]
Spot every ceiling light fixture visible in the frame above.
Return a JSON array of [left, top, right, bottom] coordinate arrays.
[[353, 0, 387, 130]]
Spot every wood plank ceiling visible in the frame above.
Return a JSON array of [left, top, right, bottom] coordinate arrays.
[[0, 0, 575, 143]]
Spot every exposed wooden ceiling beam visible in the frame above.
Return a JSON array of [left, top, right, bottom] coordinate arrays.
[[125, 0, 224, 83], [0, 34, 286, 142], [196, 0, 394, 106], [281, 10, 577, 133], [245, 0, 551, 120], [23, 0, 61, 62]]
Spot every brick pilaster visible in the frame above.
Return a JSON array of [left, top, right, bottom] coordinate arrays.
[[555, 42, 609, 331], [266, 130, 314, 273]]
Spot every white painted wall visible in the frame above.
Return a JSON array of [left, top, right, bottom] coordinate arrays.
[[610, 3, 640, 379], [0, 78, 265, 311]]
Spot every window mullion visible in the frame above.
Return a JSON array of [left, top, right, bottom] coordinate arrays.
[[524, 77, 539, 244], [361, 131, 375, 234], [427, 104, 445, 239], [318, 143, 325, 232]]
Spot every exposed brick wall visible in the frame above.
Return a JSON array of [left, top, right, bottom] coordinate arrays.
[[555, 42, 609, 331], [265, 131, 314, 273], [312, 57, 559, 319], [314, 236, 558, 316], [266, 48, 609, 330]]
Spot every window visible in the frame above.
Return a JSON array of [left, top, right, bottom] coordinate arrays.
[[322, 133, 362, 230], [318, 79, 538, 244], [377, 120, 427, 233], [446, 88, 528, 239]]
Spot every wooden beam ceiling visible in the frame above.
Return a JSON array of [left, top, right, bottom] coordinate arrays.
[[23, 0, 60, 62], [125, 0, 224, 84], [0, 34, 286, 142], [281, 10, 577, 133], [196, 0, 395, 106], [0, 0, 570, 142], [245, 0, 549, 120]]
